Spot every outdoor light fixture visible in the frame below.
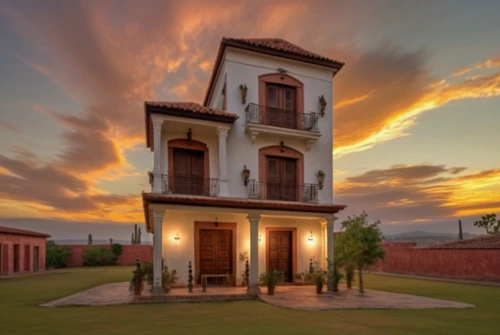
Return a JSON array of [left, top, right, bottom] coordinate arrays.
[[308, 231, 314, 242], [316, 170, 325, 190], [242, 165, 250, 186], [174, 233, 180, 241], [214, 217, 219, 227], [258, 234, 262, 242], [187, 128, 192, 145]]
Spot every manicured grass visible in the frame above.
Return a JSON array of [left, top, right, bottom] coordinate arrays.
[[1, 267, 499, 335]]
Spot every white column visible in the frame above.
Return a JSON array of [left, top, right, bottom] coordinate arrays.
[[152, 119, 163, 193], [247, 214, 260, 294], [217, 128, 230, 197], [323, 215, 336, 292], [152, 210, 164, 294]]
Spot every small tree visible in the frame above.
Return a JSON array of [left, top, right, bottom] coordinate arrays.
[[336, 212, 385, 294], [46, 241, 72, 269], [474, 214, 500, 235], [88, 234, 93, 245], [109, 238, 113, 244]]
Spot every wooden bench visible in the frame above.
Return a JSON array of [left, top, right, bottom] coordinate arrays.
[[201, 274, 233, 291]]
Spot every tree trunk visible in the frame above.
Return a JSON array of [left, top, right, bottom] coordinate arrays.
[[358, 264, 364, 294]]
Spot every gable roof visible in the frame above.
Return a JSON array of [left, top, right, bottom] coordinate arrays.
[[426, 234, 500, 250], [144, 101, 238, 150], [203, 37, 345, 106], [0, 226, 51, 238]]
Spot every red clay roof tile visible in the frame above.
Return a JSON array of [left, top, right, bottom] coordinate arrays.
[[0, 226, 51, 238]]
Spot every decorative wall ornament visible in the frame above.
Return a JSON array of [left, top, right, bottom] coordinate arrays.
[[242, 165, 251, 186], [147, 171, 153, 186], [318, 95, 327, 117], [187, 128, 192, 145], [239, 84, 248, 104], [280, 140, 285, 153], [316, 170, 325, 190]]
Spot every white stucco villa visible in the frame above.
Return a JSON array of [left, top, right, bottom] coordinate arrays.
[[142, 37, 346, 294]]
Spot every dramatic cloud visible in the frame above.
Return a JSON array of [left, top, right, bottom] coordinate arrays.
[[336, 164, 500, 225]]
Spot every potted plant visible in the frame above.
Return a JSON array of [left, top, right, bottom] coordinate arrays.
[[239, 84, 248, 104], [142, 261, 154, 287], [293, 273, 303, 285], [318, 95, 327, 116], [313, 270, 326, 294], [161, 266, 178, 294], [259, 269, 284, 295], [333, 265, 343, 293]]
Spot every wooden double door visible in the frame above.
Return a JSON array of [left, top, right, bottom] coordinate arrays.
[[268, 230, 293, 282], [199, 229, 233, 284], [172, 148, 205, 195], [267, 84, 297, 129], [266, 156, 298, 201]]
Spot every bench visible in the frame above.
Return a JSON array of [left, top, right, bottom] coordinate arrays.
[[201, 274, 233, 291]]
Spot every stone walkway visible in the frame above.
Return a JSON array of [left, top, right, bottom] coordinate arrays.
[[259, 285, 474, 310], [41, 282, 474, 310]]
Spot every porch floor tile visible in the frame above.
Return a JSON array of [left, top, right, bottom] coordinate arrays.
[[41, 282, 474, 310]]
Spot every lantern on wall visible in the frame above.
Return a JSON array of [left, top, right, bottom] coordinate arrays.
[[239, 84, 247, 104], [318, 95, 327, 117], [242, 165, 250, 186], [316, 170, 325, 190]]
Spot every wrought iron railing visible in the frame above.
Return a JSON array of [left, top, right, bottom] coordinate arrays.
[[247, 180, 319, 202], [160, 175, 219, 197], [245, 103, 319, 131]]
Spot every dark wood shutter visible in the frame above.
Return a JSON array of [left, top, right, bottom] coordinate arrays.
[[282, 159, 297, 201], [266, 157, 297, 201], [267, 85, 279, 108], [267, 158, 280, 200], [173, 148, 205, 195], [266, 84, 296, 129]]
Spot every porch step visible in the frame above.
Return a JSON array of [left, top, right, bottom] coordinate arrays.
[[134, 293, 257, 304]]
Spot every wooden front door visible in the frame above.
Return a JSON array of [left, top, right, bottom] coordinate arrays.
[[267, 156, 297, 201], [33, 246, 40, 272], [268, 231, 293, 282], [199, 229, 233, 284], [267, 84, 296, 129], [173, 148, 205, 195]]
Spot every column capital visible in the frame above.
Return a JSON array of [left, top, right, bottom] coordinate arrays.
[[320, 215, 337, 226], [152, 210, 164, 221], [247, 214, 261, 225], [216, 127, 228, 138], [151, 118, 163, 129]]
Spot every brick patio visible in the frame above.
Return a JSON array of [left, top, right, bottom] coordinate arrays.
[[41, 283, 474, 310]]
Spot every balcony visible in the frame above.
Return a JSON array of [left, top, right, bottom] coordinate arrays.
[[244, 103, 321, 150], [247, 180, 319, 203], [160, 175, 219, 197]]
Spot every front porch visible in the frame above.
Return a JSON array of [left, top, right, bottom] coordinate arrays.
[[42, 282, 474, 310]]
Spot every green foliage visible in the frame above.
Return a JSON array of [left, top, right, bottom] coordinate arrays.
[[87, 234, 92, 245], [259, 269, 283, 294], [345, 263, 355, 289], [83, 244, 123, 266], [473, 213, 500, 234], [142, 262, 154, 284], [161, 266, 178, 293], [336, 211, 385, 293], [45, 241, 72, 269]]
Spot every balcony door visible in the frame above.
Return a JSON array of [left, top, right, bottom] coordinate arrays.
[[266, 156, 297, 201], [267, 84, 296, 129], [173, 148, 205, 195]]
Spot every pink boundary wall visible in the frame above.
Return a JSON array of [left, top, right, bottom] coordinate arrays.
[[371, 242, 500, 281], [66, 244, 153, 267]]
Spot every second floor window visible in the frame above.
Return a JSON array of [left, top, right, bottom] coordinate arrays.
[[267, 84, 296, 129]]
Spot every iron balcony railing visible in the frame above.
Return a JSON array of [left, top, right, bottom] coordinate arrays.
[[161, 175, 219, 197], [245, 103, 319, 131], [247, 180, 319, 202]]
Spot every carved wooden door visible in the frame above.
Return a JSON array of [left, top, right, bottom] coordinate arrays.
[[268, 231, 293, 282]]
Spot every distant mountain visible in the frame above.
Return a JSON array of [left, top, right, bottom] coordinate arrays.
[[382, 231, 481, 247], [53, 239, 152, 245]]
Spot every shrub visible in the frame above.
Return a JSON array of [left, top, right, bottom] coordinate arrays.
[[111, 243, 123, 262], [162, 266, 178, 293], [142, 262, 154, 284], [83, 247, 114, 266], [45, 241, 72, 269], [259, 269, 284, 295]]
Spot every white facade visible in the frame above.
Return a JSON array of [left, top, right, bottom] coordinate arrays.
[[144, 39, 343, 294]]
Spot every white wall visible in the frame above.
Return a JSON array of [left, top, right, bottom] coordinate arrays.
[[161, 210, 324, 285], [210, 48, 335, 203]]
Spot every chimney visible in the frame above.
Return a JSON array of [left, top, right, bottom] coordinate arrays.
[[458, 220, 463, 240]]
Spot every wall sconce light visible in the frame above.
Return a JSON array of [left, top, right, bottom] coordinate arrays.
[[214, 217, 219, 227], [308, 231, 314, 242], [174, 233, 180, 241], [239, 84, 247, 104], [319, 95, 327, 117], [242, 165, 250, 186], [280, 140, 285, 153], [316, 170, 325, 190], [186, 128, 192, 145], [258, 234, 262, 242]]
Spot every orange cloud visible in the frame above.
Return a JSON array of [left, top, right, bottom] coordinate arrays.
[[450, 67, 470, 77]]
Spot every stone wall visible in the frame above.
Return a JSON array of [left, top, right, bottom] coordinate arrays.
[[371, 242, 500, 281], [66, 244, 153, 267], [0, 233, 47, 275]]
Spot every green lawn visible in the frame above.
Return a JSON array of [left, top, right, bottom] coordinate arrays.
[[1, 267, 499, 335]]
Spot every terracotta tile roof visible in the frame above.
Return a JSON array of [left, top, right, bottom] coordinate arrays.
[[144, 101, 238, 149], [204, 37, 345, 106], [426, 234, 500, 250], [142, 193, 346, 233], [0, 226, 51, 238]]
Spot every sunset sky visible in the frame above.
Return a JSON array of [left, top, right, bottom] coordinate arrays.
[[1, 0, 499, 240]]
